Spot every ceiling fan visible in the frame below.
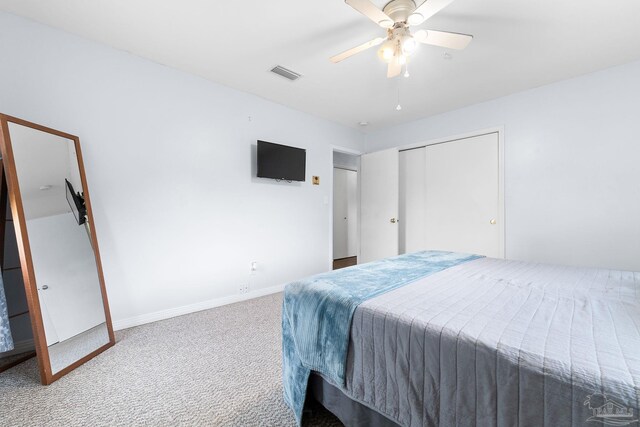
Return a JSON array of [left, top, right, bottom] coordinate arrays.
[[330, 0, 473, 78]]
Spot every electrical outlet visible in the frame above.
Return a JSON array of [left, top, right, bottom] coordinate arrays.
[[239, 284, 249, 294]]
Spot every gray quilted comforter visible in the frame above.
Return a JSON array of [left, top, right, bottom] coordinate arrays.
[[343, 257, 640, 427]]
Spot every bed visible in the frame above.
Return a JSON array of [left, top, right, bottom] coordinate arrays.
[[282, 251, 640, 427]]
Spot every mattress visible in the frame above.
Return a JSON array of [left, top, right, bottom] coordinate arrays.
[[342, 257, 640, 426]]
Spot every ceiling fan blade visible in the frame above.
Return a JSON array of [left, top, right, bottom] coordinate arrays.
[[330, 37, 386, 63], [345, 0, 395, 28], [408, 0, 455, 26], [387, 59, 401, 78], [414, 29, 472, 50]]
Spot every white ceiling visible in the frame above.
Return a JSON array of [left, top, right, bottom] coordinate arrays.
[[2, 0, 640, 130]]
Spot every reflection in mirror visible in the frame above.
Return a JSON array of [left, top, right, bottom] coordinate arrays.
[[8, 123, 108, 374], [0, 183, 37, 373]]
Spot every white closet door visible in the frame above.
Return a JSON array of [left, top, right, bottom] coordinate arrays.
[[399, 147, 426, 254], [360, 148, 399, 263], [425, 132, 501, 258]]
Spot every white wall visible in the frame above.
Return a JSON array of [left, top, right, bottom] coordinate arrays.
[[0, 12, 363, 327], [367, 60, 640, 272]]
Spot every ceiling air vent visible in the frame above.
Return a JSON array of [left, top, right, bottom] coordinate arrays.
[[270, 65, 302, 81]]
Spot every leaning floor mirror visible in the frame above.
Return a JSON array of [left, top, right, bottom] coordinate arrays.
[[0, 114, 114, 384]]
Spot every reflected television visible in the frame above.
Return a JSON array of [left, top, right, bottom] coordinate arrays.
[[65, 179, 87, 225]]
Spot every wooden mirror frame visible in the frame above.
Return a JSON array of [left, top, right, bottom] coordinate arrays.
[[0, 114, 114, 385]]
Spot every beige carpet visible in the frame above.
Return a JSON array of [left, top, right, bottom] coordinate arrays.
[[0, 293, 342, 426]]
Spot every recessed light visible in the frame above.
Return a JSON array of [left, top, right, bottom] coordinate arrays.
[[359, 121, 369, 127]]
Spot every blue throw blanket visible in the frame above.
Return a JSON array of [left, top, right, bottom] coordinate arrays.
[[282, 250, 482, 424], [0, 271, 14, 353]]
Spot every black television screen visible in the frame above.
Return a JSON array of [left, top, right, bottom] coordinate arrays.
[[65, 179, 87, 226], [257, 140, 306, 182]]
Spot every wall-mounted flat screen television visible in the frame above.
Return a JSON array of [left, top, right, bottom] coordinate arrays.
[[257, 140, 306, 182]]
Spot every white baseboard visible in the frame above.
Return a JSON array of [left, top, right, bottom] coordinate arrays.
[[112, 284, 285, 331], [0, 338, 35, 357]]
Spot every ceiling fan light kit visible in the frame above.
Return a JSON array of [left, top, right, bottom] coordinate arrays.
[[407, 12, 425, 26], [332, 0, 473, 78], [377, 39, 396, 62], [401, 33, 418, 55]]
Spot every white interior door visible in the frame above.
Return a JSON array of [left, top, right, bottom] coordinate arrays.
[[333, 168, 358, 259], [424, 132, 501, 257], [360, 148, 399, 263]]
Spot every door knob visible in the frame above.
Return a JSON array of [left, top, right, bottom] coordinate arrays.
[[41, 285, 49, 290], [390, 218, 397, 223], [490, 219, 496, 225]]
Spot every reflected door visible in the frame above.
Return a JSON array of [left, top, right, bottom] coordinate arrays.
[[30, 213, 105, 343]]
